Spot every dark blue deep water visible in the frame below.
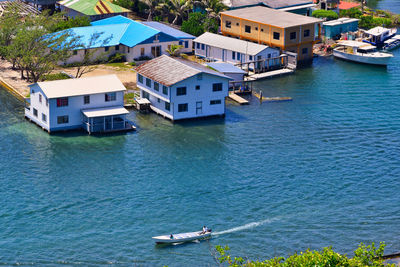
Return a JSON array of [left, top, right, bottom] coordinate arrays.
[[1, 20, 400, 267]]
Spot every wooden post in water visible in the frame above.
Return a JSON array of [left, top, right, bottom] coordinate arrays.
[[259, 90, 263, 104]]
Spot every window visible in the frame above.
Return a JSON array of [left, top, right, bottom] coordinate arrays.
[[46, 98, 48, 107], [196, 43, 200, 49], [105, 92, 116, 102], [232, 51, 235, 60], [255, 27, 258, 31], [237, 53, 241, 60], [212, 83, 222, 92], [273, 32, 280, 40], [146, 78, 151, 87], [179, 41, 183, 46], [236, 22, 239, 26], [177, 87, 186, 96], [42, 113, 46, 122], [163, 85, 168, 95], [261, 28, 264, 32], [128, 47, 130, 53], [73, 50, 78, 55], [196, 85, 200, 90], [197, 74, 202, 80], [56, 97, 68, 107], [33, 108, 38, 117], [57, 115, 69, 124], [165, 102, 170, 111], [141, 47, 145, 56], [157, 98, 160, 103], [105, 47, 109, 52], [138, 74, 143, 83], [185, 41, 188, 48], [290, 32, 297, 40], [225, 21, 231, 28], [245, 25, 251, 33], [178, 103, 188, 112], [39, 94, 42, 103], [201, 44, 205, 50], [154, 82, 159, 91], [115, 45, 119, 51], [249, 55, 253, 60], [210, 99, 222, 105], [302, 48, 308, 55], [304, 29, 310, 37], [84, 95, 90, 104]]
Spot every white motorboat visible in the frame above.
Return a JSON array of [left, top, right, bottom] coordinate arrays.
[[333, 41, 393, 66], [383, 35, 400, 51], [152, 230, 212, 244]]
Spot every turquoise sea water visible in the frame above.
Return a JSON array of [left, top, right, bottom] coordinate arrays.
[[1, 27, 400, 267]]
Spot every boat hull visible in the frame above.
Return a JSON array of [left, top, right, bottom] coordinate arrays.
[[333, 49, 391, 66], [152, 231, 212, 244]]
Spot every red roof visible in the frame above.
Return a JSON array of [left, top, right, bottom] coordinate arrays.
[[339, 1, 361, 10]]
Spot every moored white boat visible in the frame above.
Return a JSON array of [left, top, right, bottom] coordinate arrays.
[[333, 41, 393, 66], [152, 230, 212, 244], [383, 35, 400, 51]]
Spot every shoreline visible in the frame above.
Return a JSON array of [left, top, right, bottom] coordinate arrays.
[[0, 59, 30, 101]]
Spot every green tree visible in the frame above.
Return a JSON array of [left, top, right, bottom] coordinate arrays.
[[47, 15, 91, 33], [339, 7, 363, 18], [194, 0, 227, 20], [166, 44, 183, 56], [139, 0, 160, 21], [215, 242, 394, 267], [181, 12, 218, 36], [168, 0, 192, 24], [0, 6, 21, 60], [312, 9, 339, 20]]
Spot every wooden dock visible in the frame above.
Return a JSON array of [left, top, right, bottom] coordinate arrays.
[[228, 92, 249, 105], [246, 68, 294, 81]]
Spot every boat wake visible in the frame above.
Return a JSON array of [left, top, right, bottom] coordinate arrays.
[[213, 217, 279, 236]]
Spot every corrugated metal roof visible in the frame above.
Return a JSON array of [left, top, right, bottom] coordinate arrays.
[[194, 32, 270, 55], [207, 62, 247, 74], [224, 0, 312, 8], [59, 0, 130, 15], [323, 17, 359, 26], [82, 106, 129, 117], [136, 55, 231, 87], [61, 16, 164, 49], [32, 75, 126, 98], [66, 23, 129, 49], [221, 6, 322, 28], [141, 21, 195, 39]]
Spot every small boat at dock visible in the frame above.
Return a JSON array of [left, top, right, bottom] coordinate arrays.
[[333, 41, 393, 66], [152, 230, 212, 244]]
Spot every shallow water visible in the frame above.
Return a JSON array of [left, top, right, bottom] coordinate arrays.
[[1, 16, 400, 267]]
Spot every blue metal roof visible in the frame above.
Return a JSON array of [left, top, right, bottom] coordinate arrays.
[[207, 62, 247, 74], [141, 21, 195, 40], [58, 15, 177, 49]]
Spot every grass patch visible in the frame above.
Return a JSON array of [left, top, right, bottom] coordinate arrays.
[[105, 62, 132, 69], [124, 92, 138, 104], [43, 72, 71, 81]]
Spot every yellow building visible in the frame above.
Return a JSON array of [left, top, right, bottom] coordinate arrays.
[[220, 6, 322, 63]]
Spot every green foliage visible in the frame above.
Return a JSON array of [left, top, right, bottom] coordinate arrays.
[[134, 55, 152, 61], [48, 15, 91, 33], [129, 61, 136, 66], [108, 52, 126, 63], [312, 9, 339, 20], [359, 15, 392, 29], [42, 72, 71, 81], [181, 12, 218, 36], [216, 242, 394, 267], [339, 7, 363, 18], [166, 44, 183, 56]]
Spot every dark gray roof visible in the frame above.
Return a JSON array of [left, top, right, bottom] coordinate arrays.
[[136, 55, 231, 86], [221, 6, 322, 28], [224, 0, 313, 8]]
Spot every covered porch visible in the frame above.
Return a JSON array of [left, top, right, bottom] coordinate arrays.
[[82, 106, 135, 134]]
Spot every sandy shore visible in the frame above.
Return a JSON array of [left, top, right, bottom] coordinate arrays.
[[0, 59, 30, 97]]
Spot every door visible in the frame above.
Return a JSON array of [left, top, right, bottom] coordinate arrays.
[[151, 46, 161, 57], [222, 49, 226, 61], [196, 101, 202, 115]]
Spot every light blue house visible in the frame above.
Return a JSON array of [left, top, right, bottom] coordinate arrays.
[[25, 75, 133, 134], [136, 55, 231, 121], [141, 21, 195, 53], [59, 15, 181, 64], [323, 18, 359, 39]]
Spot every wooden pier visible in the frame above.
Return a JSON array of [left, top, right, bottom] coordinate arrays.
[[228, 92, 249, 105], [246, 68, 294, 81]]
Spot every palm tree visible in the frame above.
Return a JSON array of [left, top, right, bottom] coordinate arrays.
[[194, 0, 227, 20], [166, 44, 183, 56], [139, 0, 159, 21], [168, 0, 192, 24]]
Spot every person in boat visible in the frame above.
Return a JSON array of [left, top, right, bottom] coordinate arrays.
[[201, 226, 208, 234], [170, 234, 173, 239]]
